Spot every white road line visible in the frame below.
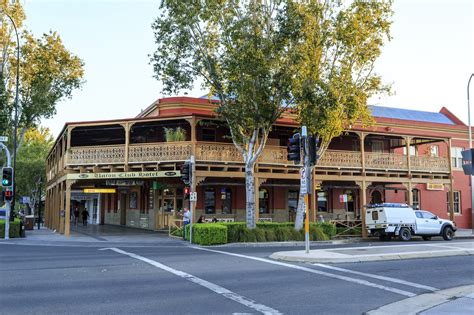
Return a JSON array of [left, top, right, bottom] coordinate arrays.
[[423, 244, 473, 251], [313, 263, 438, 291], [100, 247, 281, 315], [192, 247, 417, 297]]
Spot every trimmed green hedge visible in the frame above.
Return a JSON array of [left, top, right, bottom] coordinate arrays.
[[185, 223, 227, 245], [0, 219, 21, 238]]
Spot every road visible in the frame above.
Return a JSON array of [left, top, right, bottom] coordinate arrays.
[[0, 239, 473, 314]]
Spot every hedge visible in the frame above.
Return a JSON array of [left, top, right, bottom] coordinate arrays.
[[0, 219, 21, 238], [185, 223, 227, 245], [177, 221, 337, 245]]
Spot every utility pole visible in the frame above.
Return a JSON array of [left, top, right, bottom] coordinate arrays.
[[301, 126, 312, 254], [37, 177, 42, 230], [189, 155, 195, 244], [0, 141, 12, 239], [467, 74, 474, 234]]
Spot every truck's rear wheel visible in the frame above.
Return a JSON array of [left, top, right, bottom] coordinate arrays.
[[442, 226, 454, 241], [398, 228, 412, 241]]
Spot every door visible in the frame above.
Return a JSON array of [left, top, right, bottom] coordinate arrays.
[[415, 211, 438, 234], [120, 193, 127, 225], [288, 190, 299, 222]]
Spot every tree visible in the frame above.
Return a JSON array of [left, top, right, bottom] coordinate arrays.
[[1, 1, 84, 154], [15, 127, 53, 216], [284, 1, 393, 229], [151, 1, 295, 228]]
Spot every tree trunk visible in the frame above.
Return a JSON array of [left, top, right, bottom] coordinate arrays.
[[294, 181, 306, 230], [245, 163, 256, 229]]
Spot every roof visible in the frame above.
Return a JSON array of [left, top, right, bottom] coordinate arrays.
[[369, 105, 455, 125]]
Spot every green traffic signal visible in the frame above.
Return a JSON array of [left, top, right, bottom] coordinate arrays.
[[1, 167, 13, 187]]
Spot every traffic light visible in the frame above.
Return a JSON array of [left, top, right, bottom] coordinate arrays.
[[1, 167, 13, 187], [181, 161, 192, 185], [287, 133, 301, 163], [183, 187, 190, 199], [308, 135, 320, 166], [461, 149, 474, 175], [4, 189, 12, 201]]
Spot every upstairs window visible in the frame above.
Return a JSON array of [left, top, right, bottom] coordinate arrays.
[[451, 147, 464, 168]]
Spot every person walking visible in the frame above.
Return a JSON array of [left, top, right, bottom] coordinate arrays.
[[182, 208, 191, 240], [74, 206, 80, 226], [81, 208, 89, 226]]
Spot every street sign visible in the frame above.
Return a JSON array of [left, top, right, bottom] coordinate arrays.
[[300, 168, 307, 195], [83, 188, 116, 193], [339, 194, 348, 203], [0, 136, 8, 142], [190, 192, 197, 202]]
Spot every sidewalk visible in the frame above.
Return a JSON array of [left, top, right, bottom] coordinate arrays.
[[367, 284, 474, 315], [270, 240, 474, 263]]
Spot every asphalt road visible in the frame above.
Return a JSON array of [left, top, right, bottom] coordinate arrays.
[[0, 239, 473, 314]]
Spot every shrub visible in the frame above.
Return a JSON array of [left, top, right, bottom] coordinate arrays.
[[186, 224, 227, 245], [336, 226, 362, 236], [0, 219, 21, 238], [314, 222, 337, 238], [264, 229, 276, 242], [310, 225, 329, 241]]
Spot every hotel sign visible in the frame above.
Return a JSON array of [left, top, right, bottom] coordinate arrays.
[[67, 171, 180, 180], [83, 188, 116, 193]]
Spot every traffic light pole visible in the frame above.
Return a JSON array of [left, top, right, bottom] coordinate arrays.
[[0, 142, 12, 240], [189, 155, 195, 244], [301, 127, 312, 254]]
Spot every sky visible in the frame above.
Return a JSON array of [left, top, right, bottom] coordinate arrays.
[[21, 0, 474, 138]]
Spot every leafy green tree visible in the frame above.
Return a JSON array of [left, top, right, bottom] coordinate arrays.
[[15, 127, 53, 216], [152, 0, 295, 228], [284, 1, 392, 229], [1, 1, 84, 155]]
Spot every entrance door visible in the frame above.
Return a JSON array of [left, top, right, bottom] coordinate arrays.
[[287, 190, 299, 222], [120, 193, 127, 225]]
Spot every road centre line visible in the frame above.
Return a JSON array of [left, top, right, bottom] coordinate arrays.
[[192, 247, 417, 297], [313, 263, 437, 291], [99, 247, 281, 315]]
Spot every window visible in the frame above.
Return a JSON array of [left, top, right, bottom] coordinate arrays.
[[221, 188, 232, 214], [129, 192, 137, 209], [204, 188, 216, 214], [421, 211, 436, 219], [288, 190, 299, 213], [317, 191, 328, 212], [371, 140, 384, 153], [202, 128, 216, 142], [412, 189, 420, 210], [451, 147, 464, 168], [415, 212, 423, 218], [259, 188, 269, 214], [402, 146, 417, 156], [430, 145, 439, 157], [446, 191, 461, 214]]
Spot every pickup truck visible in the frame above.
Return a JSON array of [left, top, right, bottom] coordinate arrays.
[[365, 203, 456, 241]]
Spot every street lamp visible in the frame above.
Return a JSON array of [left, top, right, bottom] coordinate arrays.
[[468, 74, 474, 234], [0, 10, 21, 219]]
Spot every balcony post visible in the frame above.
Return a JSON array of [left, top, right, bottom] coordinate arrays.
[[187, 117, 199, 156], [64, 180, 72, 237], [357, 181, 368, 238], [359, 132, 366, 173], [407, 181, 413, 207], [122, 123, 131, 171], [447, 138, 455, 222], [255, 177, 260, 223], [65, 127, 72, 166], [405, 136, 412, 175]]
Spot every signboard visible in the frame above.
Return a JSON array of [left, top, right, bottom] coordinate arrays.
[[0, 136, 8, 142], [106, 180, 144, 186], [426, 183, 444, 191], [300, 168, 307, 195], [68, 171, 180, 180], [339, 194, 348, 203], [20, 196, 30, 204], [83, 188, 116, 193], [190, 192, 197, 202]]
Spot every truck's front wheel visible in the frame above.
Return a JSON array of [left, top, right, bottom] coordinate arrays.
[[442, 226, 454, 241], [398, 228, 412, 241]]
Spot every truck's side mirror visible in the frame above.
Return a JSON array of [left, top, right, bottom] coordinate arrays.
[[432, 215, 438, 220]]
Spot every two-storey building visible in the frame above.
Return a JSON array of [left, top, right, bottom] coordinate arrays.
[[45, 96, 472, 236]]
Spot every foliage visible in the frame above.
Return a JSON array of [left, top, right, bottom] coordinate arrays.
[[163, 127, 186, 142], [0, 218, 21, 238], [314, 222, 337, 238], [186, 223, 227, 245], [1, 1, 84, 151], [336, 226, 362, 236], [151, 1, 297, 229]]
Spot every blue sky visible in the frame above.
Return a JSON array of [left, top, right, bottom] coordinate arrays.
[[23, 0, 474, 137]]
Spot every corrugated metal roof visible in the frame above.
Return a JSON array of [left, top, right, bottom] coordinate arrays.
[[369, 105, 454, 125], [200, 95, 454, 125]]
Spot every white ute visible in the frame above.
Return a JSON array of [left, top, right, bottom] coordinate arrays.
[[365, 203, 456, 241]]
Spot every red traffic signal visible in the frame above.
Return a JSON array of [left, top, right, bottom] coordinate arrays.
[[4, 189, 13, 201], [184, 187, 191, 195]]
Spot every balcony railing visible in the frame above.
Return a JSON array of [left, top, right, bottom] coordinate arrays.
[[65, 142, 450, 173]]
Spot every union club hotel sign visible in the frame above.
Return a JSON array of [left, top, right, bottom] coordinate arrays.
[[67, 171, 181, 180]]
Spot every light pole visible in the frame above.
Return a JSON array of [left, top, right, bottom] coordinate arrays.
[[1, 10, 21, 220], [468, 74, 474, 234]]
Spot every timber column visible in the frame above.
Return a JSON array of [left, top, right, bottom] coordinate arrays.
[[64, 180, 72, 237], [405, 136, 412, 176], [447, 138, 455, 222], [357, 181, 369, 238]]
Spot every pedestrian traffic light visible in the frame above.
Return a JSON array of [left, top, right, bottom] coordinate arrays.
[[461, 149, 474, 175], [4, 189, 12, 201], [1, 167, 13, 187], [308, 135, 320, 166], [181, 161, 192, 185], [287, 133, 301, 163]]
